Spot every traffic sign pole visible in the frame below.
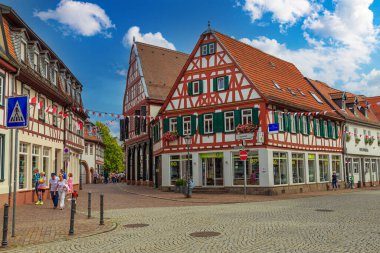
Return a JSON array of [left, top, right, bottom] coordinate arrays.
[[12, 129, 18, 237], [239, 144, 249, 199]]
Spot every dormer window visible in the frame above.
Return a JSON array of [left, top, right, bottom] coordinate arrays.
[[297, 89, 306, 97], [288, 88, 296, 96], [310, 91, 323, 104], [342, 93, 347, 110], [20, 41, 26, 62], [33, 52, 39, 71], [52, 69, 57, 85], [365, 107, 368, 118], [273, 80, 281, 90]]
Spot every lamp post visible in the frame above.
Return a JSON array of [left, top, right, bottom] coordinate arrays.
[[184, 135, 192, 198]]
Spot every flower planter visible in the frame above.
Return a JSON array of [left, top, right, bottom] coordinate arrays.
[[236, 123, 258, 134], [355, 138, 361, 144], [163, 132, 179, 142]]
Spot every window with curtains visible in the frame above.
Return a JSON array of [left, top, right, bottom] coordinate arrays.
[[169, 118, 177, 132], [217, 77, 225, 91], [224, 112, 234, 132], [315, 119, 320, 137], [324, 121, 328, 138], [278, 113, 284, 131], [204, 114, 213, 134], [302, 116, 307, 134], [242, 109, 252, 124], [183, 116, 191, 135], [291, 115, 296, 133]]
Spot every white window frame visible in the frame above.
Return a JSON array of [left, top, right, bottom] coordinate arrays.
[[291, 115, 296, 133], [208, 43, 215, 54], [278, 113, 284, 131], [224, 111, 235, 132], [169, 118, 177, 132], [315, 119, 320, 137], [310, 91, 323, 104], [0, 75, 4, 106], [33, 52, 39, 71], [217, 77, 225, 91], [302, 116, 307, 134], [201, 44, 208, 56], [273, 80, 281, 90], [204, 114, 213, 134], [242, 109, 252, 125], [20, 41, 26, 62], [193, 81, 200, 95], [324, 121, 328, 138], [331, 123, 336, 138], [183, 116, 191, 136], [38, 96, 45, 121]]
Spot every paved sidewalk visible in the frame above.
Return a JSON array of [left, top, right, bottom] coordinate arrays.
[[0, 197, 114, 249]]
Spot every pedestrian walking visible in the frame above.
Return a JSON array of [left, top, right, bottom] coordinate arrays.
[[33, 169, 40, 203], [104, 171, 109, 184], [49, 173, 59, 209], [67, 173, 74, 194], [56, 174, 68, 210], [37, 172, 47, 205], [332, 171, 338, 191], [60, 169, 67, 180]]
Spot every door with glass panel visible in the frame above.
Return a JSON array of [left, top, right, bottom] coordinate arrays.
[[371, 160, 377, 183], [202, 158, 224, 186]]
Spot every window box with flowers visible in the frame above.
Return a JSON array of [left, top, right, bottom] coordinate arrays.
[[345, 133, 351, 142], [378, 139, 380, 146], [162, 132, 179, 142], [355, 137, 361, 144], [236, 123, 258, 134], [364, 136, 375, 145]]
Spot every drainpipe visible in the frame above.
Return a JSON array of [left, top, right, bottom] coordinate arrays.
[[342, 122, 349, 187]]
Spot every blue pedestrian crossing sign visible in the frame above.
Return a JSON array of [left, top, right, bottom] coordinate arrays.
[[6, 96, 29, 128]]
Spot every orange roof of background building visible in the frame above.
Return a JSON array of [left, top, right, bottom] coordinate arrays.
[[214, 31, 341, 118], [308, 79, 380, 126], [367, 96, 380, 121]]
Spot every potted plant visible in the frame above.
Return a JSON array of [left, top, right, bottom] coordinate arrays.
[[236, 123, 258, 134], [345, 133, 351, 142], [368, 136, 375, 145], [355, 137, 361, 144], [175, 178, 186, 193], [163, 131, 179, 142]]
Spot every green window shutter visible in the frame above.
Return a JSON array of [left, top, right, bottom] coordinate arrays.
[[214, 112, 223, 133], [199, 114, 204, 135], [295, 116, 299, 133], [283, 114, 288, 132], [191, 115, 196, 135], [163, 118, 169, 133], [224, 76, 229, 90], [307, 116, 311, 135], [274, 112, 279, 124], [199, 80, 203, 94], [299, 116, 304, 134], [234, 110, 241, 127], [213, 78, 217, 92], [177, 116, 183, 136], [188, 82, 193, 96], [288, 115, 292, 133], [320, 120, 325, 138], [253, 108, 259, 125], [328, 121, 333, 139], [313, 118, 317, 136], [335, 122, 339, 139]]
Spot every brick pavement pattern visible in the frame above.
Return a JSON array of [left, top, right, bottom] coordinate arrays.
[[5, 188, 380, 253]]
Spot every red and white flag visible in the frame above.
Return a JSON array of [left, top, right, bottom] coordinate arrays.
[[29, 96, 38, 105], [37, 101, 44, 110]]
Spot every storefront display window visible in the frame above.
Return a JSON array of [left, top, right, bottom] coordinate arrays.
[[19, 143, 28, 189], [273, 152, 288, 185], [170, 155, 192, 185], [319, 154, 329, 182], [308, 154, 316, 183], [292, 153, 305, 184], [233, 151, 259, 185], [331, 155, 341, 180], [201, 153, 224, 186]]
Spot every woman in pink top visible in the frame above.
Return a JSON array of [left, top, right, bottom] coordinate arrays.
[[67, 173, 74, 194]]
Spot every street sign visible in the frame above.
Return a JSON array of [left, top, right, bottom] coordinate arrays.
[[240, 150, 248, 161], [257, 131, 264, 143], [236, 133, 254, 140], [268, 123, 279, 134], [63, 148, 70, 161], [6, 96, 29, 128]]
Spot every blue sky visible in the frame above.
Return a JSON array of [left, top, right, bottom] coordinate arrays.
[[3, 0, 380, 136]]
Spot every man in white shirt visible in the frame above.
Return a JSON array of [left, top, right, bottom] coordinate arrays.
[[49, 173, 59, 209]]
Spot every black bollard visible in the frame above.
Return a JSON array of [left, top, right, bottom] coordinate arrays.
[[88, 192, 91, 219], [69, 198, 75, 235], [100, 193, 104, 225], [1, 204, 9, 247]]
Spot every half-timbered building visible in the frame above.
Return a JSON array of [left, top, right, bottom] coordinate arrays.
[[310, 80, 380, 187], [153, 28, 344, 194], [0, 4, 86, 204], [121, 42, 188, 187]]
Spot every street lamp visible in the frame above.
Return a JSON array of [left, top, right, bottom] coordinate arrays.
[[184, 135, 192, 198]]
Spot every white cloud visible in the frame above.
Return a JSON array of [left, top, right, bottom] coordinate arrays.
[[116, 69, 128, 77], [122, 26, 176, 50], [239, 0, 380, 94], [34, 0, 115, 37], [242, 0, 316, 29], [343, 69, 380, 96]]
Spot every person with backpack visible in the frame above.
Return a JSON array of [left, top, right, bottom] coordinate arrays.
[[332, 171, 338, 191]]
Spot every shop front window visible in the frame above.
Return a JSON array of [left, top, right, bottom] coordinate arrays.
[[332, 155, 341, 180], [233, 151, 259, 185], [19, 143, 28, 189], [273, 152, 288, 185], [319, 154, 329, 182], [43, 148, 50, 181], [200, 153, 224, 186], [170, 155, 192, 185], [353, 158, 359, 174], [292, 153, 305, 184], [32, 145, 40, 184], [308, 154, 316, 183]]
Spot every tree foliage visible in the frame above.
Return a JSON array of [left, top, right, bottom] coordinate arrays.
[[96, 122, 124, 172]]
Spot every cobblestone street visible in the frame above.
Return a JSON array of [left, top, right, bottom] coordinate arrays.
[[4, 185, 380, 253]]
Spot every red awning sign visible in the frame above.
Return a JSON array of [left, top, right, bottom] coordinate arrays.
[[240, 150, 248, 161]]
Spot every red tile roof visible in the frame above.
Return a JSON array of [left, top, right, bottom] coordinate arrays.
[[214, 32, 340, 118], [308, 79, 380, 126], [136, 42, 188, 101], [2, 17, 16, 59], [367, 96, 380, 121]]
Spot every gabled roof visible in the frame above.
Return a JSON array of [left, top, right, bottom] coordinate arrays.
[[307, 79, 380, 127], [135, 42, 188, 101], [84, 121, 104, 145], [213, 32, 340, 118], [367, 96, 380, 121]]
